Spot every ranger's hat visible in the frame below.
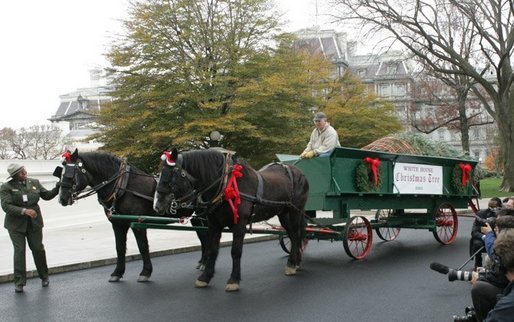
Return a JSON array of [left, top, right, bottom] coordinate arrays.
[[313, 112, 327, 121], [6, 163, 24, 180]]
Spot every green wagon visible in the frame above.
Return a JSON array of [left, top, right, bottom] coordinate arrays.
[[277, 147, 479, 259]]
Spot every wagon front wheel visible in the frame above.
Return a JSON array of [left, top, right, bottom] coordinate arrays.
[[433, 203, 458, 245], [343, 216, 373, 259], [375, 209, 401, 241]]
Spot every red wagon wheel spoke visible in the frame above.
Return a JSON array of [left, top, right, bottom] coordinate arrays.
[[433, 203, 458, 245], [343, 216, 373, 259], [375, 209, 401, 241]]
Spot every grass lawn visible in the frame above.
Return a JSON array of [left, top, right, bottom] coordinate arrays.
[[479, 177, 513, 198]]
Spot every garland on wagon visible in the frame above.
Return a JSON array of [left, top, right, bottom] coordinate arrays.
[[451, 163, 473, 194], [355, 157, 382, 192]]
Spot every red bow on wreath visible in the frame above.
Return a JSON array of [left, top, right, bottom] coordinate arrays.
[[459, 163, 472, 186], [224, 164, 243, 224], [363, 157, 381, 186]]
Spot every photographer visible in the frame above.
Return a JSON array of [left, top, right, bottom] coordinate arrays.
[[484, 227, 514, 321], [467, 209, 514, 321], [470, 197, 502, 269]]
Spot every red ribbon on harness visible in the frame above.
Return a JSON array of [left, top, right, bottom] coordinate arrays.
[[363, 157, 381, 186], [224, 164, 243, 224], [459, 163, 472, 185]]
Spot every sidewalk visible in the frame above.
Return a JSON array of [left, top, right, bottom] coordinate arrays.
[[0, 197, 488, 284]]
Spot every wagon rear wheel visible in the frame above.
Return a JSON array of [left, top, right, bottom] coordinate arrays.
[[343, 216, 373, 259], [433, 203, 458, 245], [279, 235, 308, 254], [375, 209, 401, 241]]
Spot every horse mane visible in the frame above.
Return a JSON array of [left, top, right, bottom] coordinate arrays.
[[79, 151, 147, 177], [182, 150, 227, 183]]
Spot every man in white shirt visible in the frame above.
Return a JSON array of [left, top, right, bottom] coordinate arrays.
[[300, 112, 341, 159]]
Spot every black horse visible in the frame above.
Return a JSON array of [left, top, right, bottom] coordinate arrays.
[[153, 149, 309, 291], [58, 149, 207, 282]]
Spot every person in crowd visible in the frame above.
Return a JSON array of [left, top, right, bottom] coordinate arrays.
[[470, 197, 502, 269], [484, 227, 514, 321], [1, 163, 59, 293], [503, 197, 514, 209], [300, 111, 341, 159], [464, 209, 514, 321]]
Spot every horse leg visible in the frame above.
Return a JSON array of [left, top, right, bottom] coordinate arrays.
[[281, 211, 304, 276], [225, 227, 245, 292], [109, 222, 129, 282], [131, 227, 153, 282], [195, 225, 221, 288], [191, 217, 208, 270]]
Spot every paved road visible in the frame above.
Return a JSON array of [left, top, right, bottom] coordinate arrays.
[[0, 216, 479, 322]]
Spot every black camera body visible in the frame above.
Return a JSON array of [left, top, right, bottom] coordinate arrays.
[[475, 216, 497, 231]]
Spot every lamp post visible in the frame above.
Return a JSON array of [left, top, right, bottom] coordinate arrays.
[[209, 131, 222, 147]]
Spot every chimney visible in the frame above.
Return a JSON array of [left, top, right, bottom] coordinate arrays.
[[89, 68, 102, 88]]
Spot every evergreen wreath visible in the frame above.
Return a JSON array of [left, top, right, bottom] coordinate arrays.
[[355, 162, 383, 192], [451, 164, 471, 194]]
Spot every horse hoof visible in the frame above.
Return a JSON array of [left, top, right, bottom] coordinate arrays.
[[195, 280, 209, 288], [109, 276, 122, 282], [225, 283, 240, 292], [137, 275, 150, 282], [284, 266, 297, 276]]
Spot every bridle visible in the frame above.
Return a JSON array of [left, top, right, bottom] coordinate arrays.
[[60, 159, 128, 206], [157, 153, 229, 215]]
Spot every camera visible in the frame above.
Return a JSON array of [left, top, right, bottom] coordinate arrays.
[[448, 269, 474, 282], [475, 216, 497, 230]]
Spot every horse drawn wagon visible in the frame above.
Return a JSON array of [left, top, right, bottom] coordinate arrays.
[[58, 147, 478, 290], [114, 146, 478, 261]]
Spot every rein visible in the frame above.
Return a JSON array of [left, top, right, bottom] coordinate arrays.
[[69, 160, 154, 209]]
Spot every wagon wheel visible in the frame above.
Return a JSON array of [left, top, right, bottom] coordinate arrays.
[[375, 209, 401, 241], [343, 216, 373, 259], [433, 203, 458, 245], [279, 235, 309, 254]]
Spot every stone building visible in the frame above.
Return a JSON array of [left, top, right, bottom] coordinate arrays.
[[49, 69, 112, 151]]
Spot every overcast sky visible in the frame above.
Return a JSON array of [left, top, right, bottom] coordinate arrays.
[[0, 0, 333, 130]]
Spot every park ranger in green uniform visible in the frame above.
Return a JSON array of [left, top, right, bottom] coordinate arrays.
[[1, 163, 59, 293]]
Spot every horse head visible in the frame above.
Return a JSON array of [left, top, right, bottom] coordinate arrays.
[[154, 149, 197, 215], [59, 149, 90, 206]]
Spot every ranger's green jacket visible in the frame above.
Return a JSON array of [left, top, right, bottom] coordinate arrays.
[[1, 178, 59, 232]]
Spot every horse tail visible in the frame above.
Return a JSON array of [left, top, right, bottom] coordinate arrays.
[[290, 165, 309, 241]]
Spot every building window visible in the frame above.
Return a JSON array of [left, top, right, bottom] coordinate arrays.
[[378, 83, 391, 97], [386, 65, 396, 74], [438, 130, 445, 141], [473, 128, 480, 139], [393, 82, 406, 96]]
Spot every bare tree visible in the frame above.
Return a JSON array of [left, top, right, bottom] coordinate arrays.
[[410, 75, 494, 152], [0, 128, 16, 159], [332, 0, 514, 191], [0, 125, 69, 160]]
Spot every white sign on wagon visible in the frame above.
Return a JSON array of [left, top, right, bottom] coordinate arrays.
[[393, 162, 443, 195]]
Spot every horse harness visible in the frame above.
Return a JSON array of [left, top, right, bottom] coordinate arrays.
[[170, 153, 296, 219], [63, 159, 153, 213]]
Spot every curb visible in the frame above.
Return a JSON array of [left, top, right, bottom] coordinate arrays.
[[0, 235, 278, 284]]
